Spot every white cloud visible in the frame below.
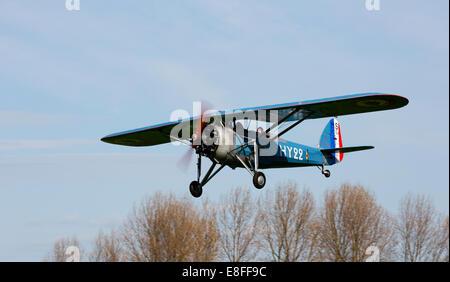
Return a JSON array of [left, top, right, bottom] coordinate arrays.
[[0, 139, 94, 151], [383, 3, 449, 52], [195, 0, 286, 31], [27, 213, 123, 229], [58, 212, 82, 225], [0, 111, 79, 127], [149, 60, 231, 106]]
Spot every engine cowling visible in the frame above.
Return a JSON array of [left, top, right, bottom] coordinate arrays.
[[199, 123, 236, 163]]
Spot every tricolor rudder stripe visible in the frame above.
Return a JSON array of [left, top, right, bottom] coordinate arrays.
[[332, 118, 343, 162], [319, 118, 344, 164]]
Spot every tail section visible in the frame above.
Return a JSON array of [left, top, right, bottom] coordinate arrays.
[[320, 118, 375, 165], [321, 146, 374, 154], [319, 118, 343, 164]]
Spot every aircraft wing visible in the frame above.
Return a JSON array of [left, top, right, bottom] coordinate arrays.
[[101, 120, 192, 147], [101, 93, 408, 147], [225, 92, 409, 122]]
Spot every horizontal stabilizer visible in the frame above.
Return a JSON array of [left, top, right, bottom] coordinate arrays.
[[321, 146, 374, 154]]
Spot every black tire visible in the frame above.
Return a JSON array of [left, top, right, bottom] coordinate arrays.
[[189, 181, 203, 198], [323, 170, 331, 178], [253, 171, 266, 189]]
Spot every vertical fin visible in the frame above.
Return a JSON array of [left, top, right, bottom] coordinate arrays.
[[319, 118, 343, 164]]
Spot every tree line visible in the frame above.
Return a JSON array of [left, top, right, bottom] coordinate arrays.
[[44, 182, 449, 262]]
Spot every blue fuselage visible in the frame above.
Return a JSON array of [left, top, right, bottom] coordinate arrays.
[[259, 139, 324, 169], [235, 138, 325, 169]]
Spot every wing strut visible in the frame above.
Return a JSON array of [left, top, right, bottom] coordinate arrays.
[[273, 111, 314, 139], [265, 107, 302, 134], [230, 109, 314, 156]]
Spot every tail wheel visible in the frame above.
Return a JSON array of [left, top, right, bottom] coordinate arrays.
[[323, 170, 331, 178], [253, 171, 266, 189], [189, 181, 203, 198]]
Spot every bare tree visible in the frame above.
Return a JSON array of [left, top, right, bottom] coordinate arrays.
[[89, 229, 123, 262], [396, 193, 437, 262], [396, 193, 449, 262], [217, 188, 260, 261], [315, 183, 396, 262], [429, 215, 449, 262], [441, 216, 449, 262], [44, 184, 447, 263], [191, 199, 220, 261], [258, 182, 315, 262], [120, 192, 219, 262], [44, 236, 82, 262]]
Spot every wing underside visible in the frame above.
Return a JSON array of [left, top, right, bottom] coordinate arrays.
[[101, 93, 408, 147]]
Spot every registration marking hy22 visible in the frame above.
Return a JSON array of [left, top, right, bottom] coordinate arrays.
[[279, 144, 304, 160]]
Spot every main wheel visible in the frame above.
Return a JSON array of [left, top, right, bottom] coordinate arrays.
[[253, 171, 266, 189], [323, 170, 331, 178], [189, 181, 203, 198]]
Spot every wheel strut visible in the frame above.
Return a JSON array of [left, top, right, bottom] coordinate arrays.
[[319, 165, 331, 178], [197, 153, 201, 182], [189, 153, 226, 197]]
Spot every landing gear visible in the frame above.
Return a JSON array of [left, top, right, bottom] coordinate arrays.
[[189, 181, 203, 198], [253, 171, 266, 189], [319, 165, 331, 178], [188, 150, 226, 198], [233, 136, 267, 190]]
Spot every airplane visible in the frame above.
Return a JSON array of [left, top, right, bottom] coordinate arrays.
[[101, 93, 408, 198]]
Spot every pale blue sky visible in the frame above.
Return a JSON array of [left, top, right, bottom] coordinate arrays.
[[0, 0, 448, 261]]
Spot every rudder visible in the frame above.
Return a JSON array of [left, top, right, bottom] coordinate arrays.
[[319, 118, 343, 164]]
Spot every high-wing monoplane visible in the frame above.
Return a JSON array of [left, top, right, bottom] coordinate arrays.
[[101, 93, 408, 197]]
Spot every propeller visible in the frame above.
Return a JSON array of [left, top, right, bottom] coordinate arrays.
[[176, 100, 213, 171], [177, 147, 194, 171]]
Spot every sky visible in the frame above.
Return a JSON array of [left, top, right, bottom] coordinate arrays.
[[0, 0, 448, 261]]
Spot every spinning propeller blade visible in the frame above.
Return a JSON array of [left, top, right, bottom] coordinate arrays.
[[177, 100, 214, 170], [177, 147, 194, 171]]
